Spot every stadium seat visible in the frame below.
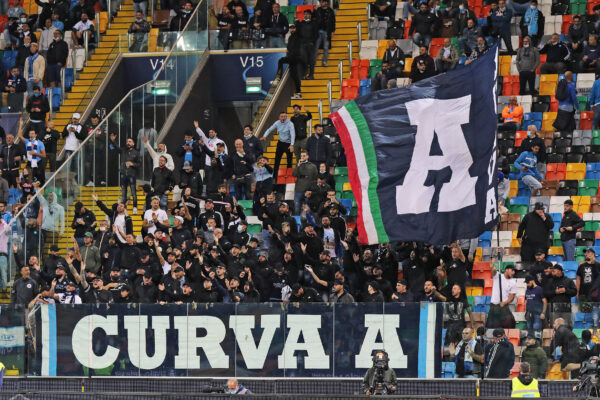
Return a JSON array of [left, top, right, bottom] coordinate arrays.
[[566, 163, 587, 180], [341, 79, 360, 100]]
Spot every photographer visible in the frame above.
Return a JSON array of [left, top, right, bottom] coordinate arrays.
[[363, 351, 397, 396]]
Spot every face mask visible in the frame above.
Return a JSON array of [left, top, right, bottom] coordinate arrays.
[[20, 18, 26, 23], [244, 133, 252, 139], [100, 226, 106, 231], [435, 5, 440, 10], [24, 43, 30, 47], [208, 226, 214, 231], [237, 225, 243, 233], [523, 43, 529, 48], [527, 130, 533, 137], [530, 5, 536, 8], [237, 151, 244, 157], [135, 18, 143, 22], [183, 9, 191, 13], [53, 37, 60, 41], [228, 389, 237, 394], [586, 257, 591, 262], [459, 5, 464, 9], [478, 43, 485, 48]]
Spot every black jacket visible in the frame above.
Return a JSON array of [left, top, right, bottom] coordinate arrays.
[[409, 11, 437, 35], [552, 325, 582, 359], [547, 273, 577, 304], [95, 200, 133, 236], [242, 135, 263, 159], [287, 31, 304, 59], [560, 209, 584, 241], [485, 338, 515, 378], [26, 94, 49, 121], [119, 146, 140, 176], [306, 133, 332, 164], [289, 286, 322, 302], [179, 169, 202, 196], [296, 19, 318, 44], [176, 140, 203, 171], [41, 128, 60, 154], [540, 41, 570, 63], [71, 208, 95, 238], [47, 39, 69, 65], [232, 151, 255, 176], [291, 111, 312, 141], [0, 143, 25, 170], [266, 12, 289, 37], [151, 166, 175, 194], [135, 281, 158, 303], [517, 211, 554, 245], [314, 6, 335, 34], [520, 135, 546, 162]]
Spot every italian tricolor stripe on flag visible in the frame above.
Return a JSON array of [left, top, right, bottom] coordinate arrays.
[[331, 101, 389, 245]]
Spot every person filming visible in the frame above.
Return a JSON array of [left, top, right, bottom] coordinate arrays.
[[362, 350, 397, 395]]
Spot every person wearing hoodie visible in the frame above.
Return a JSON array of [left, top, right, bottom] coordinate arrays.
[[142, 137, 174, 171], [521, 335, 548, 380], [516, 36, 540, 94], [484, 328, 515, 378], [37, 189, 64, 244], [517, 202, 554, 262], [510, 361, 540, 397], [514, 145, 543, 195]]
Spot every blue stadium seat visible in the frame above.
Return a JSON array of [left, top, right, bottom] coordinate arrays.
[[8, 188, 21, 205], [509, 196, 530, 205], [562, 261, 578, 272], [565, 270, 577, 279], [477, 18, 488, 26], [359, 79, 371, 96], [479, 231, 492, 247], [64, 68, 74, 91], [339, 199, 352, 216], [547, 255, 564, 262], [2, 50, 16, 73], [293, 215, 301, 231]]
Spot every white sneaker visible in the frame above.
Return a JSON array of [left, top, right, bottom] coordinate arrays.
[[85, 181, 94, 186], [132, 207, 138, 215], [291, 93, 303, 99]]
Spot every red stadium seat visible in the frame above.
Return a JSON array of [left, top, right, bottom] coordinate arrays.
[[550, 95, 558, 112], [341, 79, 360, 100], [404, 20, 411, 38], [562, 15, 573, 34], [502, 75, 520, 96], [515, 131, 527, 147], [581, 111, 594, 130], [295, 5, 314, 21]]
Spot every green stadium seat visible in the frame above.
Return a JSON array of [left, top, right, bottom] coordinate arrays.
[[247, 223, 262, 234], [334, 167, 348, 176], [369, 59, 382, 79], [593, 130, 600, 145], [237, 200, 253, 209], [508, 204, 529, 218]]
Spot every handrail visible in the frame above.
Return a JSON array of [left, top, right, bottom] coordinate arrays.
[[318, 99, 323, 123], [84, 31, 89, 66], [60, 68, 66, 105], [347, 40, 352, 63], [0, 0, 208, 249], [357, 22, 362, 52], [366, 2, 371, 19], [338, 60, 343, 89], [255, 69, 290, 136], [327, 80, 332, 115]]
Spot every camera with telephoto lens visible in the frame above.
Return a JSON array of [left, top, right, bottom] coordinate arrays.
[[371, 350, 393, 395], [574, 356, 600, 397]]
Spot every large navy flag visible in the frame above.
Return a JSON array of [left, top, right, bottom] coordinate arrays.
[[330, 46, 499, 245]]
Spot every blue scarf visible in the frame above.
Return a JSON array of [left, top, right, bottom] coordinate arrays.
[[28, 52, 39, 80]]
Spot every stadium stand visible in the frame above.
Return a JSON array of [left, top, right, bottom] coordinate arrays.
[[8, 0, 600, 390]]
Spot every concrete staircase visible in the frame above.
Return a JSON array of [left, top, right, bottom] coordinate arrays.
[[263, 0, 368, 167]]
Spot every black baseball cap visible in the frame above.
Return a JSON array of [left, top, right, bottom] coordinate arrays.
[[333, 279, 344, 286], [174, 266, 184, 272], [553, 264, 563, 271], [143, 271, 152, 279], [534, 202, 545, 210], [50, 245, 59, 252], [587, 247, 596, 254], [534, 249, 545, 256], [493, 328, 505, 338], [504, 264, 516, 271], [291, 283, 302, 294]]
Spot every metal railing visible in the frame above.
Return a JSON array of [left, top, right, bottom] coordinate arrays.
[[338, 60, 343, 88], [357, 22, 362, 51], [253, 69, 291, 136], [318, 98, 323, 122], [0, 0, 209, 284], [327, 80, 332, 115], [347, 40, 352, 63]]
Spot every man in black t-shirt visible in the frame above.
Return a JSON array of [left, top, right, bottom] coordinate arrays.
[[577, 248, 600, 302], [445, 246, 469, 289]]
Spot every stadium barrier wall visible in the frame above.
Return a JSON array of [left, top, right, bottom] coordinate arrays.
[[30, 302, 442, 377]]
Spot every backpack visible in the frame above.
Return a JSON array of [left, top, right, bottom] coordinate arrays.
[[555, 79, 568, 101]]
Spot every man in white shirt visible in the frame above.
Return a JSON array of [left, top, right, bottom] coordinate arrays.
[[142, 196, 168, 235], [62, 113, 83, 157], [488, 263, 517, 329], [72, 12, 95, 46], [193, 120, 227, 167]]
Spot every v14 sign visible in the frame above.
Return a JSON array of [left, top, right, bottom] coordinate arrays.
[[35, 303, 442, 378]]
